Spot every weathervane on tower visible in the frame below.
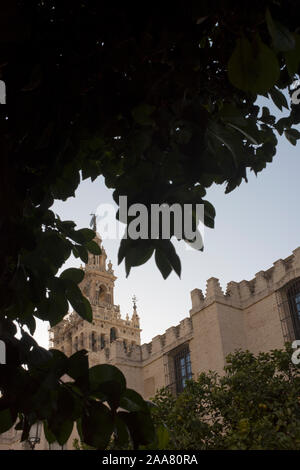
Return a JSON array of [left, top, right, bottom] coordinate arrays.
[[90, 213, 97, 232], [132, 295, 138, 311]]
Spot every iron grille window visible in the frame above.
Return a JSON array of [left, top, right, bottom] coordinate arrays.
[[174, 347, 192, 394], [287, 280, 300, 339]]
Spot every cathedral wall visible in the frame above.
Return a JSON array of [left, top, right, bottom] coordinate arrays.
[[243, 292, 285, 354], [141, 354, 166, 399], [216, 303, 246, 360], [189, 302, 226, 377], [89, 340, 145, 396], [140, 318, 193, 399]]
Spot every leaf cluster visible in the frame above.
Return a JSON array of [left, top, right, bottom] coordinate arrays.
[[151, 346, 300, 450]]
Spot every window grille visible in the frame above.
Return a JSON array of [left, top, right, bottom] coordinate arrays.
[[174, 347, 192, 394], [277, 279, 300, 342], [287, 280, 300, 339]]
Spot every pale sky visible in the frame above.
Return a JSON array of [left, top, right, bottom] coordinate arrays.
[[35, 98, 300, 349]]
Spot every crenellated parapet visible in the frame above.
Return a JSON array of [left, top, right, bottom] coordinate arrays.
[[96, 315, 193, 364], [190, 288, 205, 311], [190, 246, 300, 314], [93, 338, 143, 364], [140, 317, 193, 363], [206, 277, 224, 300], [94, 315, 193, 366]]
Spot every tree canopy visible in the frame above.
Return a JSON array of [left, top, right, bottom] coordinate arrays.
[[151, 347, 300, 450], [0, 0, 300, 449]]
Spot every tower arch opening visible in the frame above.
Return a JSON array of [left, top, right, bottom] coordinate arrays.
[[110, 327, 117, 343]]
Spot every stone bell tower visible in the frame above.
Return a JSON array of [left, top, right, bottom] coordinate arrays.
[[82, 232, 116, 307], [49, 229, 141, 367]]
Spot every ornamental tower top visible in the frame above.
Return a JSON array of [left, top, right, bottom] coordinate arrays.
[[49, 230, 141, 360]]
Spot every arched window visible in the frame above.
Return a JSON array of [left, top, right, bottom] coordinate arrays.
[[110, 327, 117, 343], [90, 331, 97, 352], [287, 279, 300, 339], [80, 332, 84, 348], [98, 285, 107, 303], [100, 334, 106, 350]]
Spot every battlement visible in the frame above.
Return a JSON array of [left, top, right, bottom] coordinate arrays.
[[90, 316, 193, 366], [140, 317, 193, 362], [95, 338, 143, 363], [190, 246, 300, 314]]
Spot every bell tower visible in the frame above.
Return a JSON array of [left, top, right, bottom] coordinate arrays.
[[81, 232, 116, 307], [49, 226, 141, 365]]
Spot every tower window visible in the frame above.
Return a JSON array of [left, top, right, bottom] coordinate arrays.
[[80, 332, 84, 348], [110, 327, 117, 343], [90, 331, 97, 352], [100, 334, 106, 349], [98, 285, 107, 303], [173, 346, 192, 394]]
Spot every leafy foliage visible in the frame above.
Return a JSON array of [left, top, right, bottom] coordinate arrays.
[[1, 344, 155, 449], [1, 0, 300, 449], [151, 346, 300, 450]]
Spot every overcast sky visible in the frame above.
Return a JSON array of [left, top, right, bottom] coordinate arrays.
[[35, 98, 300, 349]]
